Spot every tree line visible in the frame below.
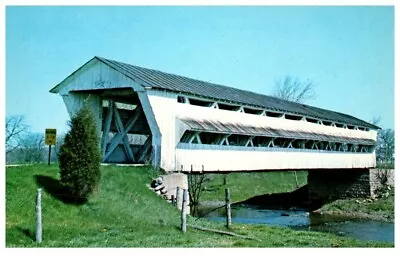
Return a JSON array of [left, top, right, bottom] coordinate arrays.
[[5, 115, 64, 164]]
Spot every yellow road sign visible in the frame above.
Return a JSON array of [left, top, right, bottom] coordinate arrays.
[[45, 129, 57, 145]]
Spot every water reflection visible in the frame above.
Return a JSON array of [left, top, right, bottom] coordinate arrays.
[[194, 204, 394, 243]]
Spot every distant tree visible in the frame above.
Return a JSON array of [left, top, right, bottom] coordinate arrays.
[[376, 128, 395, 166], [6, 115, 28, 154], [273, 75, 316, 103], [20, 132, 46, 163], [370, 116, 395, 166], [51, 134, 65, 162], [371, 116, 382, 126], [58, 104, 101, 201]]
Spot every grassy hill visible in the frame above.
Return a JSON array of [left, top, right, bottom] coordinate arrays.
[[5, 164, 393, 247]]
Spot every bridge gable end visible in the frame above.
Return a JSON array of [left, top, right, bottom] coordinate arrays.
[[50, 57, 143, 95]]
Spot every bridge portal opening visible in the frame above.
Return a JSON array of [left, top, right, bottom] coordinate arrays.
[[100, 89, 153, 164]]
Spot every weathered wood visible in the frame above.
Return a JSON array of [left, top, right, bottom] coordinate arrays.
[[101, 100, 114, 159], [112, 104, 136, 161], [176, 187, 180, 209], [171, 195, 175, 206], [103, 107, 141, 161], [187, 225, 261, 242], [138, 136, 152, 162], [181, 189, 187, 233], [225, 188, 231, 228], [36, 188, 42, 243]]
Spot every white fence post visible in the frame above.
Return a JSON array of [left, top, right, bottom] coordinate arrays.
[[181, 189, 187, 233], [36, 188, 42, 243]]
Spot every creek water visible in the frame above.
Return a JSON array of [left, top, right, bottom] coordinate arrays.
[[193, 204, 394, 243]]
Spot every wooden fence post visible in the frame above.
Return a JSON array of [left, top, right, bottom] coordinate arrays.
[[171, 194, 175, 206], [36, 188, 42, 243], [181, 189, 187, 233], [176, 186, 180, 209], [225, 188, 231, 228]]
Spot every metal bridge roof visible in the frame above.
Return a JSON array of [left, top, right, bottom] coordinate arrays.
[[51, 56, 380, 130]]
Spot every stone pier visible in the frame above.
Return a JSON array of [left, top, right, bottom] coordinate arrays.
[[308, 168, 395, 202]]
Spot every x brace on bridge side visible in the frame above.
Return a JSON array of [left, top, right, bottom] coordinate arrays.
[[101, 100, 114, 158], [103, 103, 141, 162], [138, 136, 152, 162]]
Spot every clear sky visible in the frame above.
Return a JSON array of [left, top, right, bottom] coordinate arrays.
[[5, 5, 395, 135]]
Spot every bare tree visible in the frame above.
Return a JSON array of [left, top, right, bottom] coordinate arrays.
[[188, 173, 210, 206], [6, 132, 46, 164], [273, 75, 316, 103], [6, 115, 28, 153], [376, 128, 395, 166], [370, 116, 394, 167], [371, 116, 382, 126], [20, 133, 46, 163]]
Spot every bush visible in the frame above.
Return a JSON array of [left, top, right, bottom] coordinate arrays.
[[58, 104, 101, 201]]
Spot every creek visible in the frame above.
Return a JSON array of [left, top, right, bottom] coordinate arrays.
[[193, 204, 394, 243]]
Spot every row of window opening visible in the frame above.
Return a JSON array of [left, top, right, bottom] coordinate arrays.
[[177, 95, 369, 131], [180, 130, 375, 153]]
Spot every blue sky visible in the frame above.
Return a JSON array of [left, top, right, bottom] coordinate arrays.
[[5, 5, 394, 134]]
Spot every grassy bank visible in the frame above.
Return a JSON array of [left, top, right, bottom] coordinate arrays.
[[318, 194, 395, 222], [201, 171, 308, 203], [6, 165, 393, 247]]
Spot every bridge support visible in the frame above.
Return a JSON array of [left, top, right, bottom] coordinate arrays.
[[308, 168, 372, 203]]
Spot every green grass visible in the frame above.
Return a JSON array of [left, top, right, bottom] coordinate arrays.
[[201, 171, 308, 203], [320, 194, 395, 221], [6, 164, 393, 247]]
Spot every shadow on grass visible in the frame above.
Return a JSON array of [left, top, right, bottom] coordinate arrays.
[[34, 175, 87, 205], [16, 227, 35, 242]]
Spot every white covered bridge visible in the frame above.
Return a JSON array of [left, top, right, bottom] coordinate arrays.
[[49, 56, 379, 175]]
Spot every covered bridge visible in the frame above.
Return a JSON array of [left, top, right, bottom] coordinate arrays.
[[49, 56, 379, 174]]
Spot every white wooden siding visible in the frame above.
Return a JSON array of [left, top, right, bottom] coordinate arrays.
[[143, 90, 377, 172], [147, 90, 178, 171], [62, 92, 103, 137], [57, 59, 142, 95], [176, 149, 376, 172]]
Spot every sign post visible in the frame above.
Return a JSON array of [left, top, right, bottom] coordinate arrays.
[[45, 129, 57, 165]]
